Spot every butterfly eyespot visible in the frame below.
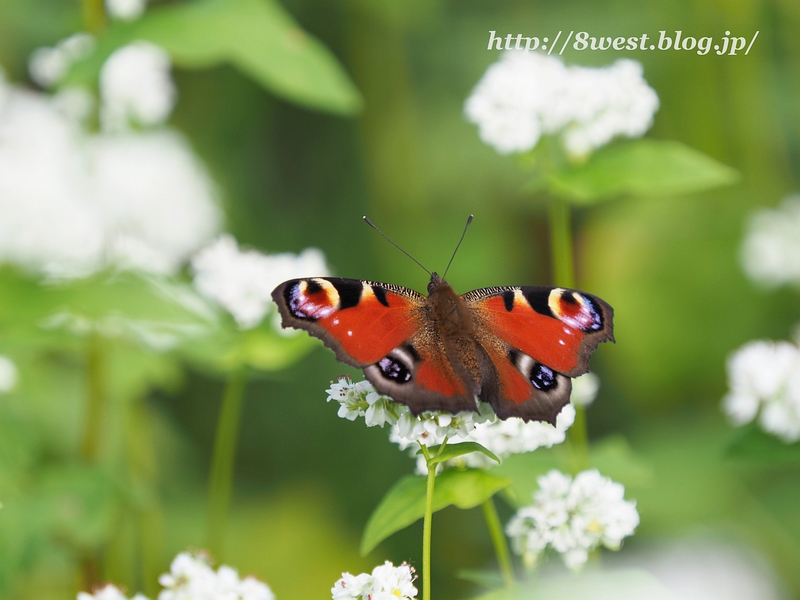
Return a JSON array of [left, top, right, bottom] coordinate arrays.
[[530, 363, 557, 391], [548, 289, 603, 332], [377, 356, 412, 383]]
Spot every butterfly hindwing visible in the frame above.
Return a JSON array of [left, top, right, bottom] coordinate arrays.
[[272, 277, 479, 414]]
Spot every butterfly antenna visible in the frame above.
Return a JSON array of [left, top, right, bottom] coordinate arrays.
[[363, 216, 432, 276], [442, 214, 473, 281]]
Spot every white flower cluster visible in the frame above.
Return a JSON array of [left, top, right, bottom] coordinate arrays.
[[332, 561, 417, 600], [325, 377, 494, 441], [464, 52, 659, 157], [78, 584, 145, 600], [191, 235, 329, 329], [0, 355, 19, 393], [158, 552, 274, 600], [77, 553, 274, 600], [431, 404, 576, 472], [722, 340, 800, 442], [29, 33, 95, 88], [106, 0, 148, 21], [1, 45, 221, 278], [506, 469, 639, 570], [740, 195, 800, 288], [327, 375, 600, 471], [100, 42, 176, 131]]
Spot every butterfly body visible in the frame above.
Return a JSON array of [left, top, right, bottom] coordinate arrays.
[[272, 273, 613, 424]]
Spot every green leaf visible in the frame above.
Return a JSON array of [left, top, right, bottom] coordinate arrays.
[[547, 139, 740, 203], [420, 442, 501, 466], [360, 469, 511, 555], [456, 569, 507, 590], [726, 422, 800, 464], [68, 0, 361, 115]]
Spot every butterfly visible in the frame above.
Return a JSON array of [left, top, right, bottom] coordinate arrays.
[[271, 271, 614, 424]]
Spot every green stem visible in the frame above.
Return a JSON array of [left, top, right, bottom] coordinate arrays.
[[547, 196, 575, 289], [80, 0, 107, 33], [206, 369, 248, 560], [81, 333, 108, 590], [548, 196, 590, 474], [82, 334, 108, 462], [481, 498, 515, 589], [420, 444, 436, 600]]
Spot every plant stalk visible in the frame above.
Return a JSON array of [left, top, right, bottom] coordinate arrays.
[[206, 368, 248, 560], [80, 0, 107, 33], [548, 196, 590, 473], [481, 498, 515, 588], [420, 444, 437, 600]]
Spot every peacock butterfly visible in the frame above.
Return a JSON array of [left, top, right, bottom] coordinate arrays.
[[270, 220, 614, 424]]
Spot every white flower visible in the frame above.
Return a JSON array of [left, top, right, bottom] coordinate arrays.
[[722, 340, 800, 442], [106, 0, 147, 21], [29, 33, 95, 89], [192, 235, 329, 329], [158, 552, 274, 600], [100, 42, 176, 131], [433, 403, 575, 471], [506, 468, 639, 570], [0, 74, 221, 278], [571, 372, 600, 407], [0, 81, 105, 277], [77, 584, 148, 600], [741, 195, 800, 288], [465, 52, 658, 157], [0, 356, 18, 393], [332, 562, 417, 600], [88, 130, 223, 275]]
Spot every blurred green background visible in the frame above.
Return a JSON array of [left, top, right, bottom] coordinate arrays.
[[1, 0, 799, 598]]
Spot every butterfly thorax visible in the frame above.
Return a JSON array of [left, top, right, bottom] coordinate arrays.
[[427, 273, 474, 338]]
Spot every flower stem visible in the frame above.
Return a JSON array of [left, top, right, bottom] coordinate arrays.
[[548, 196, 590, 473], [420, 444, 437, 600], [81, 333, 108, 590], [206, 368, 248, 560], [481, 498, 515, 588], [80, 0, 107, 33]]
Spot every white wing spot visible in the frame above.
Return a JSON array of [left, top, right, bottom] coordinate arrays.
[[347, 330, 353, 336]]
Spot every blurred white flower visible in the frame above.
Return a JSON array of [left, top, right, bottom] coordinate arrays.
[[100, 41, 176, 131], [77, 584, 149, 600], [465, 52, 658, 157], [722, 340, 800, 442], [571, 372, 600, 407], [0, 80, 105, 277], [192, 235, 329, 329], [506, 469, 639, 570], [106, 0, 148, 21], [158, 552, 274, 600], [51, 86, 95, 124], [0, 73, 221, 278], [88, 130, 223, 274], [29, 33, 95, 89], [741, 195, 800, 288], [0, 356, 19, 393], [332, 561, 417, 600]]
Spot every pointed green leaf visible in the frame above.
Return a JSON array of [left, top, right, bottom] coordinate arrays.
[[360, 469, 511, 555], [68, 0, 361, 115], [420, 442, 501, 466], [547, 139, 739, 203]]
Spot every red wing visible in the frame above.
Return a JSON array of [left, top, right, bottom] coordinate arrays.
[[272, 277, 478, 415], [272, 278, 425, 367], [464, 285, 614, 377]]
